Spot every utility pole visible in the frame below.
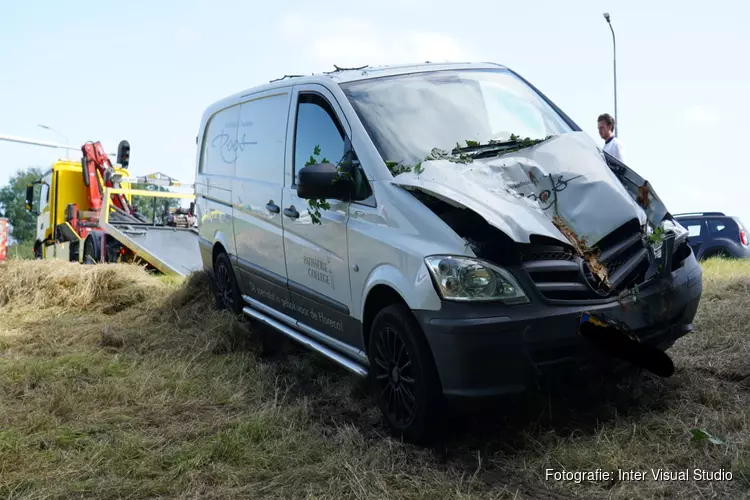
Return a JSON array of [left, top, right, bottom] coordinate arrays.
[[38, 124, 70, 158], [603, 12, 618, 137]]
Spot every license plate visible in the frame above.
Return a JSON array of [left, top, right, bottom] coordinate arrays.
[[580, 311, 608, 329]]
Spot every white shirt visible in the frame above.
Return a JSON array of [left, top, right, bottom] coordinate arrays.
[[603, 136, 625, 163]]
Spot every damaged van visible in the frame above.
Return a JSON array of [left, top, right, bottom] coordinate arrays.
[[195, 62, 703, 443]]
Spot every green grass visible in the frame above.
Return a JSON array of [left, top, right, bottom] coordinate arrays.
[[0, 257, 749, 499], [6, 240, 34, 260]]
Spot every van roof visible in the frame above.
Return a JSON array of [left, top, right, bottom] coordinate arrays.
[[199, 61, 508, 123]]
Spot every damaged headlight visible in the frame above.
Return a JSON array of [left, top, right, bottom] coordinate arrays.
[[424, 256, 530, 304]]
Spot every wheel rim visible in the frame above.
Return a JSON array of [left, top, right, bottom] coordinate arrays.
[[216, 262, 234, 310], [374, 326, 417, 427]]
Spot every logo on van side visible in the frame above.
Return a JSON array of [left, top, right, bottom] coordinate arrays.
[[304, 254, 335, 290], [212, 130, 257, 164]]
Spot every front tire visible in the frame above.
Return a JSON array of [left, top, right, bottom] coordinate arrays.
[[368, 303, 444, 444]]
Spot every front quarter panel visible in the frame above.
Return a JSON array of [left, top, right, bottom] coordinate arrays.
[[348, 181, 474, 322]]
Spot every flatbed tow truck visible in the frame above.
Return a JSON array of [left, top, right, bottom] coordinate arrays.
[[1, 133, 202, 276]]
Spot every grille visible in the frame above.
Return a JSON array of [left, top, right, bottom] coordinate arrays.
[[522, 223, 650, 301]]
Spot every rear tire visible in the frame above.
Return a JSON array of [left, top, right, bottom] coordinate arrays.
[[213, 252, 243, 316], [212, 251, 283, 357], [368, 303, 444, 444]]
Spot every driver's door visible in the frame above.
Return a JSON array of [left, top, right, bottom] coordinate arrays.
[[26, 174, 51, 245], [280, 84, 360, 349]]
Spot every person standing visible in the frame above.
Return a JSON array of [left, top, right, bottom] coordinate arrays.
[[597, 113, 625, 163]]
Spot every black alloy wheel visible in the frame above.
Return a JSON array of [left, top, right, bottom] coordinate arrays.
[[368, 303, 443, 444], [213, 252, 242, 315], [374, 325, 418, 428]]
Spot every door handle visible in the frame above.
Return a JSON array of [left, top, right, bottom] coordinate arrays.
[[265, 201, 280, 214], [283, 206, 299, 219]]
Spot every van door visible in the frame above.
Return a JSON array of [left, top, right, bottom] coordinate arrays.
[[280, 84, 360, 349], [196, 102, 240, 269], [231, 90, 293, 309]]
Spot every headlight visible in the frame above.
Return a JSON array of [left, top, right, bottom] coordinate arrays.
[[424, 256, 530, 304]]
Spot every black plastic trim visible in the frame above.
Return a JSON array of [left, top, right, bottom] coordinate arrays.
[[288, 279, 350, 315]]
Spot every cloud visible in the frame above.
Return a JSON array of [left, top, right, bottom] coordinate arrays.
[[683, 105, 719, 125]]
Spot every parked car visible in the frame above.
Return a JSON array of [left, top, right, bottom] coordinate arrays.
[[672, 212, 750, 259], [194, 62, 704, 443]]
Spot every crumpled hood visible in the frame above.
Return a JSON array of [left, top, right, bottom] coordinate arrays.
[[391, 131, 668, 247]]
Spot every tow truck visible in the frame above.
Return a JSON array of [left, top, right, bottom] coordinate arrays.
[[1, 133, 202, 276]]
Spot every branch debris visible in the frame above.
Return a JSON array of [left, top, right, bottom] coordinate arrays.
[[552, 215, 611, 288]]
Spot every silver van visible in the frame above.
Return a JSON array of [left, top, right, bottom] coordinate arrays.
[[194, 62, 703, 442]]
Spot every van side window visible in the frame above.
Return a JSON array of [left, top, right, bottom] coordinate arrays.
[[293, 94, 346, 184], [200, 104, 241, 177], [235, 93, 290, 183]]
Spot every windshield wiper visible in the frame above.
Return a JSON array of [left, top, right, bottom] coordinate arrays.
[[452, 140, 520, 158], [451, 136, 552, 160]]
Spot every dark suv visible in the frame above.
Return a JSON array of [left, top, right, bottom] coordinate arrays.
[[673, 212, 750, 259]]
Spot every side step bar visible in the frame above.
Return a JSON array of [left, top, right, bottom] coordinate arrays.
[[241, 304, 369, 378]]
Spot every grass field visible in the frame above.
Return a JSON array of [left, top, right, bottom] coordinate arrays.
[[0, 258, 748, 499], [6, 240, 34, 260]]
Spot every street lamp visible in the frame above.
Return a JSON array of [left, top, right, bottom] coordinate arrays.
[[603, 12, 618, 137], [37, 124, 70, 158]]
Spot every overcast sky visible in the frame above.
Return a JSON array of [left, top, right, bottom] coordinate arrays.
[[1, 0, 747, 225]]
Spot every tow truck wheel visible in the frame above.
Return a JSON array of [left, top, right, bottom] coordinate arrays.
[[213, 252, 242, 316], [368, 303, 444, 444], [83, 235, 102, 264]]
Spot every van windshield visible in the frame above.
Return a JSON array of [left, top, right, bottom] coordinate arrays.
[[340, 68, 574, 168]]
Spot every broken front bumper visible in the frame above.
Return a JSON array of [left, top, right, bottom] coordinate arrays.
[[414, 246, 703, 399]]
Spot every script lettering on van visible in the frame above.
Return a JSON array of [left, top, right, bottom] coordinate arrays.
[[212, 129, 257, 164], [507, 173, 583, 211], [304, 255, 335, 290], [250, 282, 344, 332]]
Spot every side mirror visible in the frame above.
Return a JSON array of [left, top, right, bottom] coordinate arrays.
[[25, 183, 41, 214], [296, 163, 352, 200]]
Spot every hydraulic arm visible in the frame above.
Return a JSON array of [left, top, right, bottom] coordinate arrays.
[[81, 140, 134, 215]]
